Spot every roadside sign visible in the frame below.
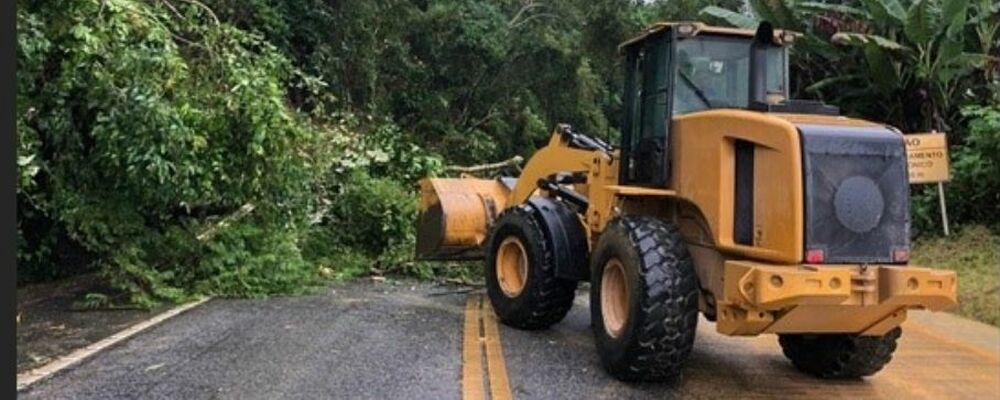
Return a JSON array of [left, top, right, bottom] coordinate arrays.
[[905, 133, 950, 184], [905, 132, 951, 235]]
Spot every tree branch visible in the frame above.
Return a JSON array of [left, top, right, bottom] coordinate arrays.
[[444, 156, 524, 174], [196, 203, 255, 242]]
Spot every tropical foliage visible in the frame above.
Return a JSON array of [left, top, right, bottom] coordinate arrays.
[[16, 0, 340, 304], [15, 0, 999, 305], [703, 0, 996, 131]]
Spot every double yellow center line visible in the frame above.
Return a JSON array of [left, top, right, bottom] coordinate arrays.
[[463, 294, 513, 400]]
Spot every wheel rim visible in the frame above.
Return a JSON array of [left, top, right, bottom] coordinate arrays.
[[496, 237, 528, 297], [601, 258, 630, 338]]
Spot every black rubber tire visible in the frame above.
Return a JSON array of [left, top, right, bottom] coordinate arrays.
[[485, 204, 577, 330], [589, 216, 699, 381], [778, 327, 902, 379]]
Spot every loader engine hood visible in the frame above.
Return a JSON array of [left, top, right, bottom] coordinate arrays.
[[797, 123, 910, 264]]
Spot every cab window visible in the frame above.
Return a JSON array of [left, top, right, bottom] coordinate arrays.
[[673, 35, 787, 115]]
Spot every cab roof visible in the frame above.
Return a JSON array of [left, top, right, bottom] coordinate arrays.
[[619, 21, 799, 50]]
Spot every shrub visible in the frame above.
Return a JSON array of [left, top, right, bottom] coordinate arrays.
[[16, 1, 333, 304], [191, 221, 317, 298], [913, 103, 1000, 234], [302, 169, 424, 277], [330, 116, 444, 185], [324, 171, 417, 258]]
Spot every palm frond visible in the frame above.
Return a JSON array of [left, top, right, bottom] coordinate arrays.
[[700, 6, 758, 29]]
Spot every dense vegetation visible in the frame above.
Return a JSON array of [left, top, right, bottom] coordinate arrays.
[[16, 0, 998, 306]]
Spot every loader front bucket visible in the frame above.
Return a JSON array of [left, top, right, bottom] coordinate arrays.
[[416, 177, 512, 260]]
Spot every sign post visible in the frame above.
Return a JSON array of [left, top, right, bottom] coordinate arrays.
[[937, 182, 949, 236], [904, 132, 951, 235]]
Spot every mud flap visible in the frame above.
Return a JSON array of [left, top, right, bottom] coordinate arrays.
[[525, 197, 590, 281]]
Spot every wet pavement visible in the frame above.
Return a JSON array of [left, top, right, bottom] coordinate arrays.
[[18, 280, 1000, 399]]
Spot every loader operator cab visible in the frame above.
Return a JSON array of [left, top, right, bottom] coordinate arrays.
[[619, 22, 794, 187]]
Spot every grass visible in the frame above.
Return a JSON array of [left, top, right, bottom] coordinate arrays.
[[912, 225, 1000, 327]]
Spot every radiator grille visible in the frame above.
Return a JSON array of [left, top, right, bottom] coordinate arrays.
[[799, 124, 910, 264]]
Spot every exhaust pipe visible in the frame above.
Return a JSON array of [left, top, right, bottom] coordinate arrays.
[[749, 21, 775, 106]]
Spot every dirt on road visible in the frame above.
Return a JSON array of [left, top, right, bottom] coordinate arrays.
[[16, 274, 169, 373]]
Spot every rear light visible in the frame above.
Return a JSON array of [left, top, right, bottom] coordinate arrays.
[[805, 249, 825, 264], [893, 248, 910, 263]]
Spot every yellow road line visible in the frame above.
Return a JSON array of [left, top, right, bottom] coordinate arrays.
[[463, 294, 514, 400], [463, 296, 485, 400], [482, 301, 513, 400]]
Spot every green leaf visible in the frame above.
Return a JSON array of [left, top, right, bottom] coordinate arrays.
[[968, 2, 1000, 24], [864, 42, 900, 94], [70, 25, 92, 40], [799, 2, 866, 16], [803, 74, 859, 93], [861, 0, 907, 25], [748, 0, 776, 25], [931, 40, 982, 86], [905, 0, 937, 44], [700, 6, 758, 29], [937, 35, 965, 66], [941, 0, 970, 37], [17, 154, 36, 167], [884, 0, 908, 20], [954, 52, 994, 69], [831, 32, 911, 52], [748, 0, 797, 29]]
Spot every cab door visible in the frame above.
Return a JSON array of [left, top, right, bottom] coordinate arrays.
[[619, 31, 674, 187]]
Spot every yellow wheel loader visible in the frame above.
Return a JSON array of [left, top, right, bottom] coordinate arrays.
[[416, 21, 958, 381]]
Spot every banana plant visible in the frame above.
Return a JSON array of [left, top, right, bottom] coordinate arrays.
[[701, 0, 806, 30], [701, 0, 994, 132], [969, 0, 1000, 83], [699, 1, 850, 100], [824, 0, 992, 131]]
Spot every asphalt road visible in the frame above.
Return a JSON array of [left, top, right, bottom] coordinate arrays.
[[19, 280, 1000, 399]]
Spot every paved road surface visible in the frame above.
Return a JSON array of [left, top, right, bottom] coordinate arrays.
[[19, 281, 1000, 399]]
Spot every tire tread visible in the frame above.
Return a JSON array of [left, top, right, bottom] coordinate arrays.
[[595, 216, 699, 381], [778, 327, 901, 378]]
